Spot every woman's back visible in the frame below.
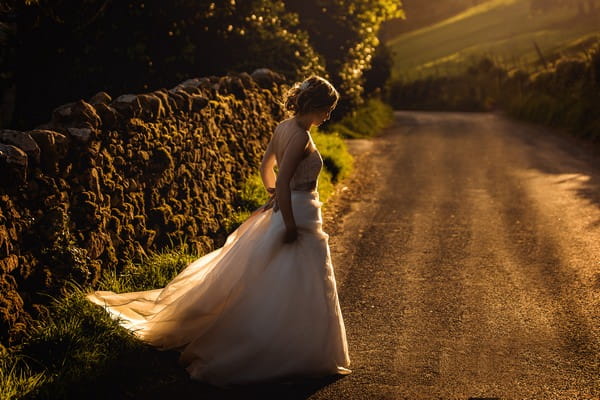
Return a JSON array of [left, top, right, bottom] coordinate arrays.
[[273, 118, 323, 191]]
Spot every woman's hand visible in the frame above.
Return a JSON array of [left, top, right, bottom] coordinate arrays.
[[261, 187, 278, 213], [283, 226, 298, 244]]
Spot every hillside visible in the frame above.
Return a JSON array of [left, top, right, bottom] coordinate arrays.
[[386, 0, 600, 80], [380, 0, 491, 41]]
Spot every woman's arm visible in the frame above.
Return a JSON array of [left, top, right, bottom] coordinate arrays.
[[275, 131, 310, 243], [260, 139, 277, 190]]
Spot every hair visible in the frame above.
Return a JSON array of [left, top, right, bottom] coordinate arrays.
[[284, 76, 339, 115]]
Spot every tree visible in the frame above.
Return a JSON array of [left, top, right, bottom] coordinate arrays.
[[12, 0, 323, 128], [284, 0, 404, 115], [363, 40, 394, 96], [0, 0, 17, 127]]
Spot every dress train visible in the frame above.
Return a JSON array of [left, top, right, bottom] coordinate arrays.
[[86, 190, 351, 386]]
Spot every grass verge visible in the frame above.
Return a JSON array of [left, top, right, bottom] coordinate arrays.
[[1, 244, 199, 400], [327, 98, 395, 139]]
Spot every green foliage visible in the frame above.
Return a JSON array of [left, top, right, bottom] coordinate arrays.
[[283, 0, 404, 115], [0, 244, 202, 399], [387, 0, 600, 82], [12, 0, 324, 128], [224, 173, 271, 232], [387, 38, 600, 141], [218, 1, 326, 80], [363, 41, 395, 97], [236, 172, 272, 212], [2, 286, 137, 399], [223, 210, 253, 234], [98, 242, 199, 293], [316, 168, 335, 204], [327, 98, 395, 138], [311, 130, 354, 184], [0, 350, 46, 400]]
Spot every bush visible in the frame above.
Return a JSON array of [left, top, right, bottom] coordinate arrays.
[[387, 38, 600, 141], [11, 0, 324, 129], [327, 98, 395, 138]]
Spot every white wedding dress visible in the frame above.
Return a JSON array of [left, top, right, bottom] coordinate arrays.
[[86, 118, 352, 387]]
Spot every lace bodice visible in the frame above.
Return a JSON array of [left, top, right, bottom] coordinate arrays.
[[273, 118, 323, 191]]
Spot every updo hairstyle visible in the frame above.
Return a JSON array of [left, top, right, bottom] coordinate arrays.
[[284, 76, 339, 115]]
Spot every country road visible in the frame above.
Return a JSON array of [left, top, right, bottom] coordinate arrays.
[[318, 111, 600, 400], [141, 111, 600, 400]]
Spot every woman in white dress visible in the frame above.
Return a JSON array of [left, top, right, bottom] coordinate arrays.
[[86, 75, 352, 387]]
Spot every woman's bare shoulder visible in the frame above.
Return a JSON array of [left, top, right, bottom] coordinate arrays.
[[276, 117, 294, 130], [275, 117, 306, 141], [273, 118, 290, 137], [278, 117, 309, 136]]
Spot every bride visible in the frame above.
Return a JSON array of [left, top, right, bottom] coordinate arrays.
[[86, 75, 352, 387]]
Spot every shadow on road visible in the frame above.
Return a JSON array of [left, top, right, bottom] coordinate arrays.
[[146, 375, 344, 400]]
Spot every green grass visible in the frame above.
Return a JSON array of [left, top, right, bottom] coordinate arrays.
[[0, 247, 198, 400], [388, 0, 600, 80], [311, 130, 354, 202], [223, 172, 269, 232], [97, 241, 200, 293], [327, 98, 395, 139], [0, 352, 46, 400]]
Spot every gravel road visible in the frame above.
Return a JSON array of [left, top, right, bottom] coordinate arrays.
[[316, 111, 600, 400]]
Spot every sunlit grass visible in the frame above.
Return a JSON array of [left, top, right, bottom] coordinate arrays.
[[224, 172, 269, 232], [0, 247, 201, 400], [0, 352, 46, 400], [98, 242, 200, 293], [327, 98, 395, 139], [312, 130, 354, 204]]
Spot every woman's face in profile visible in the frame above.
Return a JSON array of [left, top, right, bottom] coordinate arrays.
[[313, 106, 335, 126]]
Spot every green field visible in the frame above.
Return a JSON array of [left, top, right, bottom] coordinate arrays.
[[387, 0, 600, 79]]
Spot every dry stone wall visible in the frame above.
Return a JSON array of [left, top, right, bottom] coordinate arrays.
[[0, 70, 286, 345]]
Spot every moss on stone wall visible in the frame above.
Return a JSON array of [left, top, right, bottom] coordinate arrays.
[[0, 70, 287, 345]]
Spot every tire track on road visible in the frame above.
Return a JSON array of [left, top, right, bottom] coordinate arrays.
[[312, 123, 431, 399], [390, 120, 473, 399]]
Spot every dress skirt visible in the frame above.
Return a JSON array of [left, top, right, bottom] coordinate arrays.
[[86, 190, 351, 386]]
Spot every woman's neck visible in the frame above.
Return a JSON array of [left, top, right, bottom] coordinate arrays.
[[294, 114, 312, 131]]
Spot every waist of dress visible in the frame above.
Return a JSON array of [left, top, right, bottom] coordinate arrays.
[[291, 180, 317, 191]]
